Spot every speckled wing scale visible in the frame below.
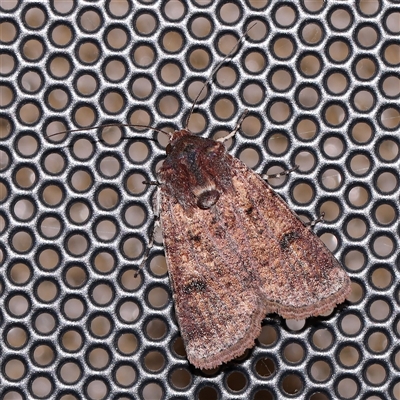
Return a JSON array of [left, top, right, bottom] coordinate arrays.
[[158, 129, 351, 370]]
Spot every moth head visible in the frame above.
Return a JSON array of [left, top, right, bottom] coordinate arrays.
[[165, 129, 193, 155], [169, 129, 191, 145]]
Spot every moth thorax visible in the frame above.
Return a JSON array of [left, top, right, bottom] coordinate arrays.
[[196, 189, 220, 209]]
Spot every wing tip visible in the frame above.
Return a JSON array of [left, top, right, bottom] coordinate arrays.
[[187, 301, 267, 370], [272, 275, 352, 320], [187, 324, 261, 370]]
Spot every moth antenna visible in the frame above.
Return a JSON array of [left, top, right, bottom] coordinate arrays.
[[216, 109, 249, 143], [185, 22, 257, 130], [44, 123, 173, 141]]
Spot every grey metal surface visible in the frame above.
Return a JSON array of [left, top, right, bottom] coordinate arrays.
[[0, 0, 399, 399]]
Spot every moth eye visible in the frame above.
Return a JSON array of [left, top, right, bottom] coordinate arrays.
[[166, 143, 172, 154], [196, 189, 220, 209]]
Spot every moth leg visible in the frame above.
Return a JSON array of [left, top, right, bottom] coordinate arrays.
[[142, 180, 160, 186], [216, 109, 249, 143], [261, 165, 299, 180], [305, 212, 325, 228], [134, 186, 161, 277]]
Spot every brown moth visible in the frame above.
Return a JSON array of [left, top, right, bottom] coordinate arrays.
[[144, 26, 352, 370], [156, 127, 351, 369]]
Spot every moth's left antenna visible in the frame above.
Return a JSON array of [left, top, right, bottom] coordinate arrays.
[[184, 22, 257, 130], [44, 123, 172, 141]]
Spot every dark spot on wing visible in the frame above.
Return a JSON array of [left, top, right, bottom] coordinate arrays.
[[183, 280, 207, 294], [214, 226, 226, 239], [280, 231, 300, 250], [189, 234, 201, 242], [245, 206, 254, 215]]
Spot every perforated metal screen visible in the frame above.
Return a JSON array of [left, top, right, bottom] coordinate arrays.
[[0, 0, 399, 399]]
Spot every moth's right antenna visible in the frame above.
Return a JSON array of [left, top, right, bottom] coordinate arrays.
[[184, 22, 257, 130]]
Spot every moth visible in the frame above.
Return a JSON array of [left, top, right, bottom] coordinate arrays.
[[54, 25, 351, 370], [154, 125, 351, 370]]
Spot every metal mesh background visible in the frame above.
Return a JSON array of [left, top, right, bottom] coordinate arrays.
[[0, 0, 399, 399]]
